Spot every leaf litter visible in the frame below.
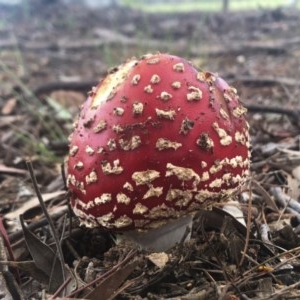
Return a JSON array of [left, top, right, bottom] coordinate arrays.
[[0, 1, 300, 299]]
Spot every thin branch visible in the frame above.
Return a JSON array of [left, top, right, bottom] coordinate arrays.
[[26, 160, 66, 295], [238, 180, 252, 268], [245, 104, 300, 124]]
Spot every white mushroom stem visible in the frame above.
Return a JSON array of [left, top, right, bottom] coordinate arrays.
[[119, 214, 193, 252]]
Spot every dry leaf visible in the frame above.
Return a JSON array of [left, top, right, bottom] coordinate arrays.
[[146, 252, 169, 269], [20, 215, 77, 295], [20, 215, 65, 293], [1, 98, 17, 115]]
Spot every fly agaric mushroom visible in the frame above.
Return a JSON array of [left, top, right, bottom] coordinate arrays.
[[67, 53, 250, 251]]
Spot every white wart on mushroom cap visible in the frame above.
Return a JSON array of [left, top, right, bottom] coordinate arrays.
[[67, 53, 250, 231]]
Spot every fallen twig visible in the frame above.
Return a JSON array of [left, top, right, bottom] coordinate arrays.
[[26, 160, 66, 295], [233, 75, 300, 87], [270, 186, 300, 213]]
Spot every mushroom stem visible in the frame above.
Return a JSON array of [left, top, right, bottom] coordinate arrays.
[[121, 214, 193, 251]]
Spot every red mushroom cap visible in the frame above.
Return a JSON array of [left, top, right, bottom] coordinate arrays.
[[67, 53, 250, 231]]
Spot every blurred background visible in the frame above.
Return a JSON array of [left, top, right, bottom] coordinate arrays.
[[0, 0, 299, 179], [1, 1, 300, 298]]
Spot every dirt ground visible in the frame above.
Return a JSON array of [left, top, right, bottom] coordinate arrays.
[[1, 1, 300, 299]]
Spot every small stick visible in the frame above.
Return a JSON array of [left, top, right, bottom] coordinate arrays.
[[238, 183, 252, 268], [26, 160, 66, 295], [270, 186, 300, 213]]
